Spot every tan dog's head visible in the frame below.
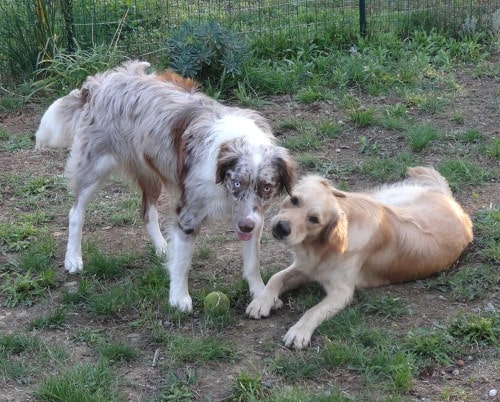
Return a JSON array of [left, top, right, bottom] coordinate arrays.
[[271, 175, 348, 254]]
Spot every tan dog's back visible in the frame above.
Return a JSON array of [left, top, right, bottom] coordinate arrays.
[[345, 167, 473, 287]]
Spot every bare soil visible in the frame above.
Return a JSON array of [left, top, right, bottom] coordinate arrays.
[[0, 57, 499, 401]]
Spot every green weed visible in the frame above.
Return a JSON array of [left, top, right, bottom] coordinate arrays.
[[156, 369, 197, 402], [349, 108, 375, 128], [481, 137, 500, 160], [231, 371, 268, 401], [136, 265, 170, 302], [166, 335, 237, 364], [448, 313, 499, 346], [403, 328, 458, 365], [295, 87, 332, 104], [273, 353, 321, 380], [82, 243, 138, 279], [361, 152, 414, 182], [28, 307, 67, 331], [418, 95, 449, 114], [357, 291, 409, 318], [98, 340, 139, 364], [316, 120, 342, 140], [405, 124, 438, 151], [281, 131, 323, 152], [427, 265, 498, 301], [473, 208, 499, 263], [85, 282, 136, 318], [1, 269, 55, 307], [438, 159, 490, 191], [0, 221, 37, 252], [460, 128, 483, 143], [0, 333, 44, 355], [72, 328, 107, 346], [1, 133, 32, 152], [36, 361, 121, 402], [358, 135, 381, 154]]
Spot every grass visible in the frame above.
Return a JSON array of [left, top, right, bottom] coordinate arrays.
[[160, 334, 237, 364], [0, 23, 498, 402], [405, 124, 439, 151], [426, 264, 498, 301], [438, 159, 491, 191], [36, 361, 120, 402], [361, 152, 415, 182]]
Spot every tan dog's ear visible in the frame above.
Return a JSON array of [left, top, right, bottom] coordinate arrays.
[[326, 213, 348, 254], [331, 188, 347, 198], [317, 178, 347, 198]]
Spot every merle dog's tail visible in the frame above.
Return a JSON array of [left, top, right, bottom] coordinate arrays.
[[35, 89, 86, 150]]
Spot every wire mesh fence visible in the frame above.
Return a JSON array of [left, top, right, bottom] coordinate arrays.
[[64, 0, 499, 57], [1, 0, 499, 84]]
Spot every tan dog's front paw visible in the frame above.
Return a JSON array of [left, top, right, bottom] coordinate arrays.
[[246, 294, 281, 319], [282, 324, 313, 349]]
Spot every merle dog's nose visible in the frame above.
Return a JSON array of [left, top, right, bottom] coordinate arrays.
[[273, 220, 291, 240], [238, 218, 255, 233]]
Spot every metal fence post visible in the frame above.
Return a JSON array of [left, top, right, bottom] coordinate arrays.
[[359, 0, 367, 37]]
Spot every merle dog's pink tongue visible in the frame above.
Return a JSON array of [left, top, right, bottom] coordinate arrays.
[[237, 231, 253, 241]]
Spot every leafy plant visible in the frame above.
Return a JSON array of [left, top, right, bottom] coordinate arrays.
[[1, 269, 55, 307], [166, 20, 249, 89], [232, 371, 267, 401], [157, 369, 197, 402], [448, 313, 499, 346]]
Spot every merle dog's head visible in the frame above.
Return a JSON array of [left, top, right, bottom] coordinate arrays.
[[216, 138, 296, 241]]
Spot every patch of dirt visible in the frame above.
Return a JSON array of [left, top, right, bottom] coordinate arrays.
[[0, 56, 499, 401]]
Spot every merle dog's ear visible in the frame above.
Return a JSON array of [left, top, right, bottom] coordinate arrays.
[[273, 148, 297, 195], [216, 142, 239, 184]]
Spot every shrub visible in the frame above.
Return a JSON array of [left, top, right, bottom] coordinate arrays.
[[166, 20, 249, 89]]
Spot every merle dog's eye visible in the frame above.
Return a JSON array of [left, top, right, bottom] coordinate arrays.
[[308, 216, 319, 224], [263, 184, 272, 194], [291, 196, 299, 206], [233, 180, 241, 188]]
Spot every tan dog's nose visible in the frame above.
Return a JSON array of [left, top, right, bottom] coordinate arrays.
[[273, 220, 291, 240]]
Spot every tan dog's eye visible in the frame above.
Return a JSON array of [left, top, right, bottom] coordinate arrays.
[[291, 196, 299, 206], [308, 216, 319, 224]]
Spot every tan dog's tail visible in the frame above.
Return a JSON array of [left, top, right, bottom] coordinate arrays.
[[406, 166, 452, 196]]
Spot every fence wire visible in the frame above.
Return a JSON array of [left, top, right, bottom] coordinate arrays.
[[64, 0, 499, 57]]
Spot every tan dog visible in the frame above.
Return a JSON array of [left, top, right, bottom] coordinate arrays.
[[247, 167, 473, 349]]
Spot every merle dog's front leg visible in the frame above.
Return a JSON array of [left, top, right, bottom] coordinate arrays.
[[167, 225, 196, 312], [241, 222, 265, 298]]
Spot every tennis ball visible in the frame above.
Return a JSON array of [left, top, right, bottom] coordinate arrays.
[[204, 291, 230, 315]]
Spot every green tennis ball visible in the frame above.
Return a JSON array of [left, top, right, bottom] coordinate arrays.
[[204, 291, 230, 315]]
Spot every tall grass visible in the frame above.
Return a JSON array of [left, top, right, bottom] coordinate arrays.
[[0, 0, 59, 84]]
